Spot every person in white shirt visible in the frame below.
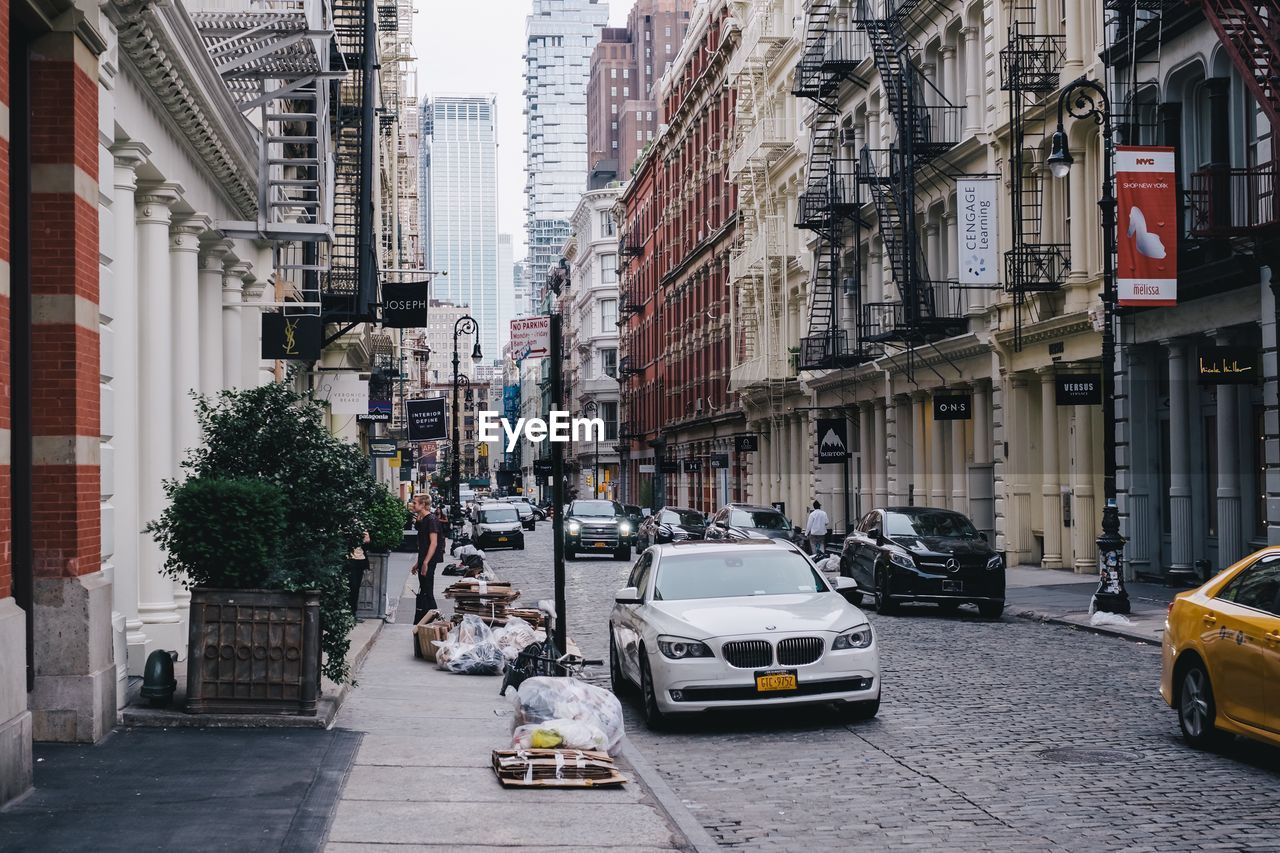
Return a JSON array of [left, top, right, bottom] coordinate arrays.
[[803, 500, 829, 555]]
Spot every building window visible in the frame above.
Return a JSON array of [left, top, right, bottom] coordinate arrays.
[[646, 64, 651, 75], [637, 130, 643, 141], [665, 43, 671, 54], [612, 140, 618, 149], [623, 68, 629, 79], [600, 298, 618, 332], [601, 253, 617, 283], [611, 86, 616, 97], [611, 120, 617, 130], [602, 400, 619, 440], [623, 86, 629, 97], [601, 349, 618, 379], [664, 25, 671, 36], [612, 103, 618, 115], [601, 211, 615, 236], [611, 68, 617, 78]]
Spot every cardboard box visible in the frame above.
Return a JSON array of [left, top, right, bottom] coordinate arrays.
[[414, 611, 451, 661]]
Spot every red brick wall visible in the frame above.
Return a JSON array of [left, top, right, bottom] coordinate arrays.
[[0, 0, 12, 601], [27, 33, 99, 581]]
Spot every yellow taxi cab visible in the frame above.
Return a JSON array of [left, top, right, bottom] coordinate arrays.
[[1161, 547, 1280, 749]]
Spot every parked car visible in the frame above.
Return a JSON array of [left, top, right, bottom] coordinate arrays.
[[637, 506, 708, 549], [564, 499, 635, 560], [704, 503, 795, 543], [511, 501, 537, 530], [1161, 547, 1280, 749], [609, 540, 877, 729], [470, 502, 525, 550], [841, 507, 1004, 617], [623, 503, 644, 530]]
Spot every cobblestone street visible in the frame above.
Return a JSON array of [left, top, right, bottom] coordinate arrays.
[[482, 524, 1280, 852]]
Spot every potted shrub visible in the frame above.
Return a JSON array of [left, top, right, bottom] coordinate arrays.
[[149, 383, 388, 714], [358, 488, 411, 618]]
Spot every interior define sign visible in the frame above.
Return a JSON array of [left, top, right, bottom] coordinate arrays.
[[933, 394, 973, 421], [262, 314, 321, 360], [957, 178, 999, 286], [1055, 374, 1102, 406], [1116, 146, 1178, 307], [1198, 346, 1258, 384], [380, 282, 430, 328], [406, 397, 447, 441]]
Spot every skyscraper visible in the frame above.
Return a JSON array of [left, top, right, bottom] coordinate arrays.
[[524, 0, 609, 293], [420, 94, 499, 360], [497, 234, 515, 354]]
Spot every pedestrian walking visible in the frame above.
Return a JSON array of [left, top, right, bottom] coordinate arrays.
[[345, 530, 371, 621], [804, 500, 829, 556], [411, 494, 445, 658]]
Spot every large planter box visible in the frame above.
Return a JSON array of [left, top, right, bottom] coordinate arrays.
[[357, 552, 390, 620], [186, 588, 321, 716]]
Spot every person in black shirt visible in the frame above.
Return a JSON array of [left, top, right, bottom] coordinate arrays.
[[411, 494, 445, 638]]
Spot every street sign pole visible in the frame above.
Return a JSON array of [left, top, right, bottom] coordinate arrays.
[[549, 313, 567, 654]]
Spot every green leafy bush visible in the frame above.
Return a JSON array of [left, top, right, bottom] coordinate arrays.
[[150, 383, 386, 683], [365, 487, 409, 552]]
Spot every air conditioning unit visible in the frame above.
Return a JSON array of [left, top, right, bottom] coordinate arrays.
[[839, 128, 857, 147], [694, 398, 704, 413]]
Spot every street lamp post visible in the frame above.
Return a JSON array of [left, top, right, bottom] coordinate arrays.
[[1046, 75, 1131, 614], [582, 399, 600, 497], [452, 315, 482, 523]]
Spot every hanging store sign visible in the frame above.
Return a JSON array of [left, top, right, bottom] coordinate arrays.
[[356, 412, 391, 424], [956, 177, 999, 286], [637, 463, 656, 474], [682, 459, 703, 473], [369, 439, 398, 458], [406, 397, 447, 441], [660, 459, 679, 474], [511, 316, 552, 360], [710, 453, 730, 469], [533, 459, 553, 478], [734, 434, 759, 452], [262, 314, 321, 360], [1197, 346, 1259, 385], [318, 373, 369, 415], [933, 394, 973, 421], [816, 418, 850, 463], [1055, 374, 1103, 406], [1116, 146, 1178, 307], [380, 282, 431, 328]]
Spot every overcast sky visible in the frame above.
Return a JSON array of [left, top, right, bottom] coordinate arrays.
[[413, 1, 636, 262]]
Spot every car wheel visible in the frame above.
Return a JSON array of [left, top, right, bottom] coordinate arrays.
[[876, 569, 899, 615], [613, 545, 631, 561], [977, 601, 1004, 619], [609, 632, 629, 696], [840, 696, 880, 721], [1178, 659, 1222, 749], [639, 652, 666, 731]]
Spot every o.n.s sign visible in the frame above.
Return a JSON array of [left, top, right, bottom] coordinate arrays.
[[1116, 146, 1177, 307]]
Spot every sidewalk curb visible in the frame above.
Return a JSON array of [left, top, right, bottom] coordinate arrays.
[[619, 736, 720, 853], [1010, 608, 1161, 645]]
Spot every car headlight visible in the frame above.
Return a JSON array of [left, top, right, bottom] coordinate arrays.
[[619, 521, 631, 535], [567, 521, 580, 534], [832, 624, 873, 650], [656, 635, 713, 659], [888, 551, 915, 570], [986, 554, 1003, 570]]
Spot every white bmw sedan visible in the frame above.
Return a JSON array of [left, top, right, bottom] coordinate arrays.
[[608, 540, 880, 728]]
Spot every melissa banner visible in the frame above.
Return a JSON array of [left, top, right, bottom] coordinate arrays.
[[956, 178, 999, 286], [1116, 146, 1177, 307]]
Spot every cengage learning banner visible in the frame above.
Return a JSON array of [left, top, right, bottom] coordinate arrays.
[[1116, 146, 1178, 307]]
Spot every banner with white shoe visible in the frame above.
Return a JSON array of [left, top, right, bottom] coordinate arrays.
[[1116, 146, 1178, 307]]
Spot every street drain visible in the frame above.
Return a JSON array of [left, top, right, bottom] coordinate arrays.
[[1039, 747, 1136, 764]]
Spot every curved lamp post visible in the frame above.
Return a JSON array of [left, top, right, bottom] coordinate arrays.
[[1045, 76, 1131, 614], [582, 399, 600, 497], [452, 315, 482, 522]]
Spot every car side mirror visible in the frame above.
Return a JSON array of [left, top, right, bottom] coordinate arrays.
[[868, 527, 882, 544], [980, 531, 990, 543], [833, 576, 858, 592], [615, 586, 642, 605]]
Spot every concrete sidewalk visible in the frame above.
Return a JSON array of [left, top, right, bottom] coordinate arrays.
[[323, 553, 690, 852], [1004, 565, 1187, 643]]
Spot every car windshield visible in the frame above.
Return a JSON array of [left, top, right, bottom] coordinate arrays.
[[653, 550, 827, 600], [478, 508, 518, 523], [885, 510, 980, 539], [572, 500, 620, 517], [662, 509, 706, 526], [730, 509, 789, 530]]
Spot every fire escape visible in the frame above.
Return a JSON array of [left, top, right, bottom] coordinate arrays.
[[792, 1, 871, 369], [853, 0, 965, 348], [1000, 0, 1068, 348]]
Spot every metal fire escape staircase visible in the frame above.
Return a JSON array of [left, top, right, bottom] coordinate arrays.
[[195, 0, 337, 308], [1200, 0, 1280, 128], [1000, 2, 1069, 349], [853, 0, 965, 346], [792, 1, 873, 370]]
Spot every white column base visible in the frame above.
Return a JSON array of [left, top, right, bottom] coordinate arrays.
[[0, 598, 34, 807], [31, 572, 116, 744]]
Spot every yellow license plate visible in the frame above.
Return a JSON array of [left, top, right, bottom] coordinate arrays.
[[594, 542, 608, 548], [755, 672, 797, 692], [497, 537, 508, 542]]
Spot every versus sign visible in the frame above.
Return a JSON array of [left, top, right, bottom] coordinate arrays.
[[957, 178, 999, 285], [1198, 346, 1259, 385], [816, 418, 850, 463], [380, 282, 430, 328], [1116, 146, 1178, 307], [406, 397, 447, 441], [1055, 374, 1103, 406], [262, 314, 321, 360], [933, 394, 972, 421], [734, 434, 759, 452]]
